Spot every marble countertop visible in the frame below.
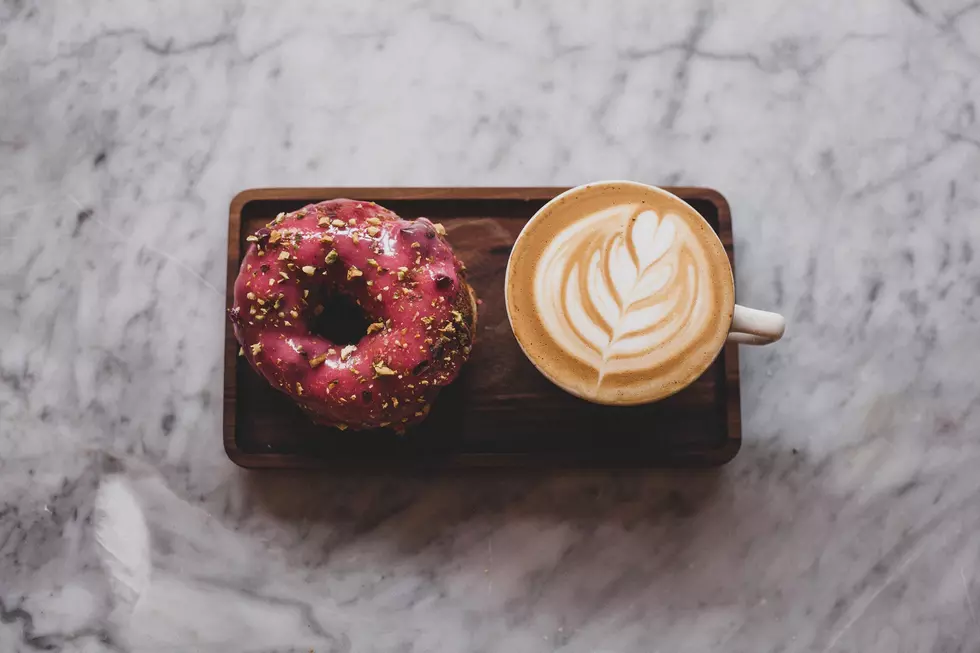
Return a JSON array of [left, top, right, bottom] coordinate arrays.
[[3, 1, 980, 651]]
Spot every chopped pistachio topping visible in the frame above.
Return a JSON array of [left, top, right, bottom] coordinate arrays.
[[325, 250, 339, 264], [366, 258, 379, 268], [278, 250, 290, 260], [434, 223, 447, 236], [309, 353, 328, 368], [366, 217, 382, 225], [246, 292, 256, 300], [302, 265, 316, 276], [246, 235, 259, 242], [366, 321, 385, 335], [373, 360, 396, 376], [348, 218, 357, 226], [279, 271, 289, 280], [269, 230, 282, 244], [366, 226, 380, 237], [250, 343, 263, 355], [296, 382, 303, 395], [340, 344, 357, 361], [318, 217, 330, 227], [331, 219, 345, 228], [347, 266, 362, 280]]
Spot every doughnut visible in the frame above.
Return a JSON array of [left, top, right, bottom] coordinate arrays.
[[229, 199, 477, 432]]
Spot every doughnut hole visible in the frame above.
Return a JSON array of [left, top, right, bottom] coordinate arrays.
[[309, 291, 373, 346]]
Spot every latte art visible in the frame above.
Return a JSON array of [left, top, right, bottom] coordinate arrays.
[[506, 183, 735, 405], [535, 204, 716, 388]]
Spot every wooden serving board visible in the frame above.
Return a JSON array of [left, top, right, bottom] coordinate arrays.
[[224, 188, 741, 469]]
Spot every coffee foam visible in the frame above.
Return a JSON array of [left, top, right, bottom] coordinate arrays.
[[507, 184, 735, 404]]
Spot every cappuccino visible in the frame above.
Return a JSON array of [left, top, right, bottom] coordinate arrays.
[[506, 182, 736, 405]]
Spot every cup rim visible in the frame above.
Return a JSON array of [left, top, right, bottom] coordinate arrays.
[[503, 180, 735, 406]]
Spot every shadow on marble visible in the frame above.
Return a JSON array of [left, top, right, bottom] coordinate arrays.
[[233, 438, 825, 564]]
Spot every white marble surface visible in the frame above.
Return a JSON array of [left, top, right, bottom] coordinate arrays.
[[2, 0, 980, 651]]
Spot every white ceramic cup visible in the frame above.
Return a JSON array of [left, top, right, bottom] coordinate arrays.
[[505, 181, 785, 404]]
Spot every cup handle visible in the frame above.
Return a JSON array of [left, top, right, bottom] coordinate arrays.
[[728, 305, 786, 345]]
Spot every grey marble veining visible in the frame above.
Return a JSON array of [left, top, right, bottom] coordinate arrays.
[[2, 0, 980, 651]]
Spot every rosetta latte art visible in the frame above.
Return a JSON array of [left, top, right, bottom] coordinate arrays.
[[534, 204, 718, 388]]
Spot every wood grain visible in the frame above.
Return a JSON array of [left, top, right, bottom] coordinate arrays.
[[224, 187, 741, 469]]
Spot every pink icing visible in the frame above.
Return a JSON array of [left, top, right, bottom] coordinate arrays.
[[229, 199, 476, 432]]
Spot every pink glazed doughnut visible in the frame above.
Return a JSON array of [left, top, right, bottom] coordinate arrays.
[[229, 200, 477, 432]]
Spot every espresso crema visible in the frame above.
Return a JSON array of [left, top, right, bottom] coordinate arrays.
[[506, 183, 735, 404]]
